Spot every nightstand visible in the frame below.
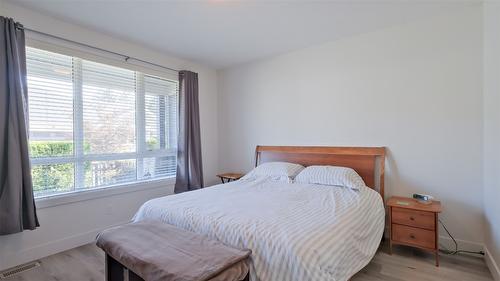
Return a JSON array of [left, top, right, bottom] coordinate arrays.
[[216, 173, 244, 183], [387, 196, 442, 266]]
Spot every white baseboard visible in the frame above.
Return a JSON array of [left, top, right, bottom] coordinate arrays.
[[0, 221, 129, 271], [485, 246, 500, 281], [3, 225, 496, 279], [438, 237, 499, 280], [438, 236, 484, 253]]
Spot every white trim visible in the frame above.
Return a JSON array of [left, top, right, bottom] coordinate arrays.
[[485, 246, 500, 281], [73, 57, 85, 189], [136, 72, 146, 180], [438, 236, 500, 280], [31, 150, 176, 165], [438, 235, 485, 253], [36, 177, 175, 209], [0, 220, 130, 272], [1, 182, 173, 272]]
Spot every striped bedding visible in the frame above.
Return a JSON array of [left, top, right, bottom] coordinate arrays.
[[133, 177, 385, 281]]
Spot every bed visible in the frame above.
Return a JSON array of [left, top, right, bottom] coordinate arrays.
[[133, 146, 386, 281]]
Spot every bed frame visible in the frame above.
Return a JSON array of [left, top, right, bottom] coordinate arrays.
[[255, 146, 386, 200]]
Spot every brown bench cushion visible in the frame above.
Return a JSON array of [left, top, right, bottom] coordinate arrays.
[[96, 221, 251, 281]]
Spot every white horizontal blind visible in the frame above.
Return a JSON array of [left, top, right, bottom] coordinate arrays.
[[26, 47, 178, 198], [82, 60, 136, 154], [27, 48, 75, 195], [141, 75, 178, 179]]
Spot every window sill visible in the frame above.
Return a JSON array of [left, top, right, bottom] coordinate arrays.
[[35, 177, 176, 209]]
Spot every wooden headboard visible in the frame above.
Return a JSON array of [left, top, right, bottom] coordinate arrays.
[[255, 146, 386, 199]]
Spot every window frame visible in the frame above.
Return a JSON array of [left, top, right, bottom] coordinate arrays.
[[26, 39, 179, 201]]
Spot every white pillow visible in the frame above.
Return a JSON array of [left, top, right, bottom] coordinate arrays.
[[241, 162, 305, 182], [295, 165, 366, 190]]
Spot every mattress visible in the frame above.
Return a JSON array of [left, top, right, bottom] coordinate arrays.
[[133, 177, 385, 281]]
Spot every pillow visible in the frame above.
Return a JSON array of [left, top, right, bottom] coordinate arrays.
[[241, 162, 305, 182], [295, 165, 366, 190]]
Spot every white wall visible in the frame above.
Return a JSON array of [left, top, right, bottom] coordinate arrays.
[[218, 6, 484, 249], [0, 2, 219, 270], [1, 0, 496, 275], [483, 1, 500, 280]]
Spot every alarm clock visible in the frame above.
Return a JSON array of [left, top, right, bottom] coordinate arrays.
[[413, 193, 434, 205]]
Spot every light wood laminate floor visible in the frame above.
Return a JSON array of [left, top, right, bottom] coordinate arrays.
[[5, 243, 493, 281]]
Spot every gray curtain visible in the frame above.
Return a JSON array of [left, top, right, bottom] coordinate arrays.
[[174, 71, 203, 193], [0, 17, 39, 235]]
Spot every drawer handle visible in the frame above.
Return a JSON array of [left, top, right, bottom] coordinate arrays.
[[409, 234, 416, 239], [409, 217, 415, 221]]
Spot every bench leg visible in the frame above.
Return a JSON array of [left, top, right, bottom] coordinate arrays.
[[106, 254, 124, 281], [128, 269, 144, 281]]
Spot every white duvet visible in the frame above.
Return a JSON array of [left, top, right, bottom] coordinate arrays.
[[133, 177, 385, 281]]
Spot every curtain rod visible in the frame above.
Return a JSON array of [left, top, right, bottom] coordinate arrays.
[[15, 23, 180, 73]]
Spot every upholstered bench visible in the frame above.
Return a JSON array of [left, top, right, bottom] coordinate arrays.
[[96, 222, 251, 281]]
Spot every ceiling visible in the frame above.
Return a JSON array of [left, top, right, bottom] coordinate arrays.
[[7, 0, 480, 69]]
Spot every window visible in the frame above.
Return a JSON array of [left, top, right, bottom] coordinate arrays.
[[27, 47, 178, 198]]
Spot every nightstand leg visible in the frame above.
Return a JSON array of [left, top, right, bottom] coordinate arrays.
[[435, 213, 439, 267], [388, 206, 392, 255]]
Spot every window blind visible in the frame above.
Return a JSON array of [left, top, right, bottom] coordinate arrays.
[[142, 75, 178, 179], [26, 47, 178, 198]]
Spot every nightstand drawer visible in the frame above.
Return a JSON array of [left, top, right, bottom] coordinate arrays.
[[392, 207, 435, 230], [392, 224, 435, 249]]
